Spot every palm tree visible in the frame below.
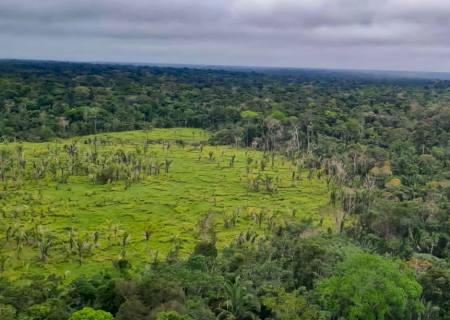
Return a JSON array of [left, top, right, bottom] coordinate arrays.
[[14, 229, 27, 260], [164, 159, 173, 174], [216, 277, 260, 320], [166, 235, 182, 263], [0, 255, 9, 272], [263, 175, 276, 193], [68, 227, 76, 252], [5, 226, 13, 242], [237, 231, 258, 246], [38, 236, 53, 262], [253, 210, 265, 228], [75, 234, 91, 265], [120, 231, 131, 258], [329, 188, 338, 207], [92, 231, 100, 248], [106, 221, 121, 243]]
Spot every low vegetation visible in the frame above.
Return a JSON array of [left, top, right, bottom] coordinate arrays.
[[0, 128, 329, 278]]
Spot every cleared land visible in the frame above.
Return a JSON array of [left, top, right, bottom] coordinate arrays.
[[0, 128, 330, 279]]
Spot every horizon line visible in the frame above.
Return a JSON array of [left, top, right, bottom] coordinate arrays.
[[1, 57, 450, 80]]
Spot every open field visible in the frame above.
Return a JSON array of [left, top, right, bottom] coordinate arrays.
[[0, 128, 330, 279]]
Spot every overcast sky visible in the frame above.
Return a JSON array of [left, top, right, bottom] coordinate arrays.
[[1, 0, 450, 72]]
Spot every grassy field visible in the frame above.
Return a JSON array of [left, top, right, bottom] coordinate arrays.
[[0, 128, 331, 279]]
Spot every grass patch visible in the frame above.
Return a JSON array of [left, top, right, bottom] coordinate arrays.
[[0, 128, 330, 279]]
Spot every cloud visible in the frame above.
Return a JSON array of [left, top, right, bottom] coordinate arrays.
[[0, 0, 450, 71]]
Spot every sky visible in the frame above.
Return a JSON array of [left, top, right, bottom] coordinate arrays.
[[1, 0, 450, 72]]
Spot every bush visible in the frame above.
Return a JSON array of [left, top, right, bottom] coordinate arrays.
[[69, 307, 114, 320], [156, 311, 192, 320], [0, 304, 16, 320], [193, 241, 217, 258], [317, 252, 424, 320]]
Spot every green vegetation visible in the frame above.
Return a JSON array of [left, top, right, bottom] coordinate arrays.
[[317, 253, 423, 319], [0, 128, 329, 278], [69, 308, 114, 320], [0, 61, 449, 319]]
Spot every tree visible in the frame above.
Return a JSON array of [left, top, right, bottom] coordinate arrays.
[[263, 288, 319, 320], [156, 311, 192, 320], [240, 110, 259, 146], [216, 277, 260, 320], [317, 252, 423, 320], [116, 298, 147, 320], [69, 307, 114, 320], [0, 304, 16, 320], [38, 236, 53, 262], [74, 234, 92, 265], [292, 237, 342, 289], [419, 266, 450, 320]]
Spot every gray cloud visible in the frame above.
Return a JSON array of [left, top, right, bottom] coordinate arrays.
[[1, 0, 450, 71]]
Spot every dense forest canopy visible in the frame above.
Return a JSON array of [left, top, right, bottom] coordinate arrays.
[[1, 60, 450, 146], [0, 60, 449, 320]]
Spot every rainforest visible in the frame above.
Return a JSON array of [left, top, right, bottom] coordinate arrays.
[[0, 60, 449, 320]]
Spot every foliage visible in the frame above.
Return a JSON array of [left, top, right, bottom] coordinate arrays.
[[69, 307, 114, 320], [156, 311, 192, 320], [419, 265, 450, 319], [0, 304, 16, 320], [262, 287, 319, 320], [0, 129, 328, 277], [317, 252, 424, 320]]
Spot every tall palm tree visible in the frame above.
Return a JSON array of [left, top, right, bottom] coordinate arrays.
[[68, 227, 76, 253], [14, 229, 27, 260], [92, 231, 100, 248], [75, 235, 91, 265], [120, 231, 131, 258], [38, 236, 53, 262], [164, 159, 173, 174], [216, 277, 260, 320]]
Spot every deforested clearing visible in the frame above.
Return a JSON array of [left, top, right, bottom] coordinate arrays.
[[0, 128, 329, 278]]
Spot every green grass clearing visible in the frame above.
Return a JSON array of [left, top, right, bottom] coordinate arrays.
[[0, 128, 331, 279]]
